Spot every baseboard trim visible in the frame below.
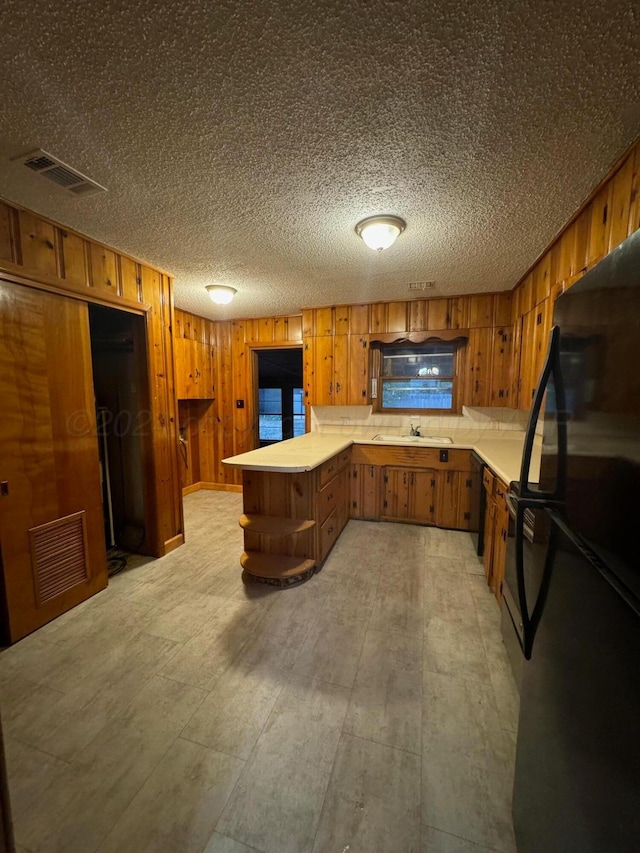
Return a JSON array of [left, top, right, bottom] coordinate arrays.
[[182, 481, 242, 496], [182, 483, 202, 496], [163, 534, 184, 554]]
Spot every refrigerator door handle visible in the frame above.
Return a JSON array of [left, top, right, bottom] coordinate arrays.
[[518, 325, 568, 503]]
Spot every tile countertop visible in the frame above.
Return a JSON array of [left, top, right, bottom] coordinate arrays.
[[223, 429, 542, 487]]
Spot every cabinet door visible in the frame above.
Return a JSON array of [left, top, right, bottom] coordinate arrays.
[[89, 242, 119, 295], [18, 211, 57, 278], [483, 498, 496, 585], [518, 308, 538, 409], [456, 473, 474, 530], [348, 335, 369, 405], [490, 500, 509, 602], [333, 335, 349, 406], [587, 185, 613, 268], [314, 336, 334, 405], [382, 467, 410, 519], [437, 470, 459, 529], [0, 282, 108, 643], [490, 326, 513, 405], [408, 470, 437, 525], [351, 464, 380, 520], [466, 328, 492, 407], [527, 298, 553, 407]]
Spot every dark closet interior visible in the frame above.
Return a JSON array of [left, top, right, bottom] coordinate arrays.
[[89, 304, 149, 553]]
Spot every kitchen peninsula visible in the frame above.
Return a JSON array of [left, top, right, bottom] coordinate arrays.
[[223, 415, 541, 588]]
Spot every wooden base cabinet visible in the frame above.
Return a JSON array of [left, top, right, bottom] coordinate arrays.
[[350, 464, 381, 520], [350, 445, 475, 530], [239, 448, 350, 585], [382, 467, 437, 524], [483, 469, 510, 602]]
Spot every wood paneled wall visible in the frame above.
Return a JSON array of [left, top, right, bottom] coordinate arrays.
[[174, 308, 303, 488], [0, 197, 182, 556], [511, 138, 640, 409], [300, 293, 514, 414], [174, 293, 513, 487]]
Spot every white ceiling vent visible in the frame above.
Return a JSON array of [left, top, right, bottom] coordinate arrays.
[[13, 149, 106, 196], [406, 281, 435, 291]]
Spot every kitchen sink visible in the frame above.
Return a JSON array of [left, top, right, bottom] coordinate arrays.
[[373, 434, 453, 444]]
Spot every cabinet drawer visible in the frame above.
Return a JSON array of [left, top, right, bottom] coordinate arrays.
[[338, 448, 350, 470], [318, 473, 341, 524], [319, 454, 340, 487], [319, 506, 340, 563], [483, 467, 495, 496], [494, 478, 508, 512]]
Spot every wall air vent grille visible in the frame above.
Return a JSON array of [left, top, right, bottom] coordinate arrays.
[[29, 511, 90, 605], [14, 149, 107, 197], [407, 281, 435, 291]]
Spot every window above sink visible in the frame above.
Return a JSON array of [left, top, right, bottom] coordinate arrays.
[[370, 340, 462, 414]]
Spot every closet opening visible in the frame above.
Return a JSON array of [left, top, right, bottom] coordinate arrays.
[[88, 304, 150, 559]]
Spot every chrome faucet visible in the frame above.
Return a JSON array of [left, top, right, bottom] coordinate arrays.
[[410, 423, 421, 436]]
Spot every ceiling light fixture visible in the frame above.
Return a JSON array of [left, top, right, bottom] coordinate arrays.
[[355, 214, 406, 252], [206, 285, 237, 305]]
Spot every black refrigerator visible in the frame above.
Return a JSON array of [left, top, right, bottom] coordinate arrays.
[[503, 228, 640, 852]]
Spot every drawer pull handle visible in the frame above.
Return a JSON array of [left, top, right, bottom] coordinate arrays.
[[327, 493, 333, 501], [328, 526, 334, 534]]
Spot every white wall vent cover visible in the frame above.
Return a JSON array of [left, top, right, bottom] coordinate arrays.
[[13, 149, 107, 196], [406, 281, 435, 291]]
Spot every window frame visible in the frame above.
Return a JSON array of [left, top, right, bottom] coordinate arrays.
[[371, 339, 464, 415]]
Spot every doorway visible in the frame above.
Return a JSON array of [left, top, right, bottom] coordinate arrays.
[[88, 304, 149, 554], [254, 348, 304, 447]]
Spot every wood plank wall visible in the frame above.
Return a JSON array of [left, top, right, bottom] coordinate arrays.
[[174, 293, 513, 488], [0, 197, 182, 556], [174, 309, 303, 488], [300, 294, 514, 414], [511, 138, 640, 409]]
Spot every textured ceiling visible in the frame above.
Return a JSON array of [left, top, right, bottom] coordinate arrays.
[[0, 0, 639, 320]]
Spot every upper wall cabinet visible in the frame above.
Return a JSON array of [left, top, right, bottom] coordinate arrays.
[[174, 309, 216, 400], [18, 210, 58, 278], [510, 139, 640, 409], [0, 199, 151, 308]]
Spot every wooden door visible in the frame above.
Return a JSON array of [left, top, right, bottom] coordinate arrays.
[[347, 335, 369, 405], [489, 326, 513, 405], [483, 498, 496, 585], [351, 464, 380, 520], [314, 336, 334, 405], [408, 470, 437, 525], [465, 328, 493, 407], [532, 298, 552, 392], [456, 473, 474, 530], [436, 470, 459, 529], [382, 467, 410, 519], [332, 335, 349, 406], [518, 308, 538, 409], [490, 487, 509, 602], [0, 281, 108, 643]]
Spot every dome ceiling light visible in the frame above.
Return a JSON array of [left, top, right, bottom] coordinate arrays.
[[355, 214, 406, 252], [206, 285, 237, 305]]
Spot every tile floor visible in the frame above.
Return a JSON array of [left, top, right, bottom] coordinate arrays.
[[0, 490, 520, 853]]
